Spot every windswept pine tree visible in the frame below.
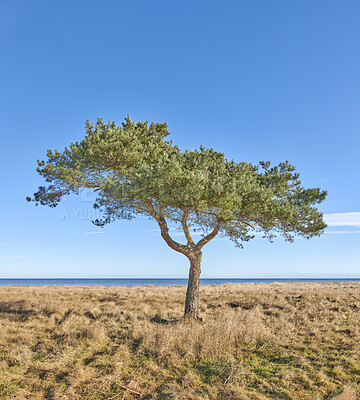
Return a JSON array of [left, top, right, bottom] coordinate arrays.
[[28, 116, 327, 320]]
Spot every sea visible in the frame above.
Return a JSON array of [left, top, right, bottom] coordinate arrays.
[[0, 278, 359, 286]]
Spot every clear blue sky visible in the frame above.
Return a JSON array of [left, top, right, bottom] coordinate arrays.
[[1, 0, 359, 278]]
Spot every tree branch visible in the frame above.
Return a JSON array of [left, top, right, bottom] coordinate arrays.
[[195, 220, 222, 250], [157, 213, 192, 256], [142, 198, 191, 256], [60, 184, 75, 196], [238, 218, 255, 229], [142, 197, 160, 219], [181, 209, 195, 248]]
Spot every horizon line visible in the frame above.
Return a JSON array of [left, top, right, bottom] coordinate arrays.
[[1, 276, 360, 280]]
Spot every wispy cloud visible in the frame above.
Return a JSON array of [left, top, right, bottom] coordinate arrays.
[[325, 230, 360, 234], [324, 212, 360, 227], [95, 245, 122, 248], [0, 253, 55, 260]]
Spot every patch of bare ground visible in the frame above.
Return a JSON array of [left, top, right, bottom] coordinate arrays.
[[0, 282, 359, 399]]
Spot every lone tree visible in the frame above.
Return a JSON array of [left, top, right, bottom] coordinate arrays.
[[27, 117, 327, 320]]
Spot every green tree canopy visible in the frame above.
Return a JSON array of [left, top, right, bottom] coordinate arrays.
[[28, 116, 327, 319]]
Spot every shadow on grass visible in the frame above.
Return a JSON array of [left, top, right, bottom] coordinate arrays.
[[0, 301, 36, 321], [150, 314, 179, 325]]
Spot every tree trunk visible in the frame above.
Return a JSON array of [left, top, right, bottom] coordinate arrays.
[[184, 255, 202, 321]]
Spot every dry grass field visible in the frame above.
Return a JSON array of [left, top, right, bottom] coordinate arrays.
[[0, 282, 359, 400]]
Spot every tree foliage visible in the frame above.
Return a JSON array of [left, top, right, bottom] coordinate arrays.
[[28, 116, 327, 252]]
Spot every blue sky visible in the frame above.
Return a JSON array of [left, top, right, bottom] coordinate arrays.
[[0, 0, 359, 278]]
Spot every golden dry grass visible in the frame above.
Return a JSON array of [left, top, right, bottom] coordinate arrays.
[[0, 282, 359, 399]]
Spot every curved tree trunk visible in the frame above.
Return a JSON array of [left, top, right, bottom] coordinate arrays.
[[184, 255, 202, 321], [154, 211, 220, 322]]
